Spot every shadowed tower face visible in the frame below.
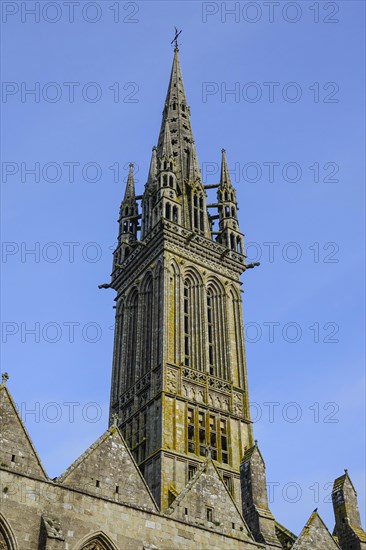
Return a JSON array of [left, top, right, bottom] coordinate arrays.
[[109, 47, 253, 510]]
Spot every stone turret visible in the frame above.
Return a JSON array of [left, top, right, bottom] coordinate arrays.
[[332, 470, 366, 550], [216, 148, 244, 254], [113, 162, 140, 270], [240, 442, 282, 548]]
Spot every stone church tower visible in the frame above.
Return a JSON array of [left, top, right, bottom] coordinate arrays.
[[0, 45, 365, 550], [109, 46, 253, 511]]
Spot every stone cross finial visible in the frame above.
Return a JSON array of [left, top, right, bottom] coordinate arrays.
[[1, 372, 9, 385]]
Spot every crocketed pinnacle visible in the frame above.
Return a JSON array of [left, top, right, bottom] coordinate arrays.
[[123, 163, 136, 202], [147, 147, 157, 188], [220, 148, 233, 188]]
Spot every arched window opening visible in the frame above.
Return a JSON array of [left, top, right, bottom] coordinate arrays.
[[79, 534, 116, 550], [182, 103, 186, 112], [230, 234, 235, 251], [199, 196, 204, 232], [0, 530, 10, 550], [125, 207, 129, 216], [0, 516, 15, 550], [206, 281, 228, 380], [184, 281, 191, 367], [231, 207, 236, 217], [237, 236, 242, 254], [141, 277, 153, 376], [207, 289, 215, 376], [193, 195, 198, 230], [126, 289, 138, 389], [185, 147, 191, 177], [169, 175, 174, 187], [111, 301, 125, 403], [184, 274, 203, 372], [165, 203, 171, 220], [163, 174, 168, 186], [123, 221, 128, 233], [192, 194, 205, 234], [173, 206, 178, 223], [225, 206, 230, 217], [168, 261, 180, 364], [224, 191, 229, 201], [156, 264, 164, 366], [173, 102, 177, 110]]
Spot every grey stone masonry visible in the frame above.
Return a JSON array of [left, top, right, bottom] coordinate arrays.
[[240, 443, 282, 548], [0, 381, 264, 550], [292, 511, 340, 550], [332, 471, 366, 550]]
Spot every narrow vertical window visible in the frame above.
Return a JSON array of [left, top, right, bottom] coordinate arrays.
[[230, 234, 235, 250], [193, 194, 198, 230], [209, 415, 218, 460], [141, 277, 153, 376], [184, 282, 190, 366], [165, 203, 171, 219], [126, 289, 138, 388], [220, 418, 229, 464], [223, 474, 233, 495], [237, 236, 242, 254], [172, 206, 178, 223], [198, 411, 206, 456], [183, 272, 203, 372], [188, 408, 195, 453], [188, 463, 197, 481], [207, 281, 228, 380], [192, 194, 205, 234], [199, 195, 204, 233], [207, 289, 215, 375]]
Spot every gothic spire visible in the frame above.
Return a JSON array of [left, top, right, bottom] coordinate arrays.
[[123, 162, 136, 202], [157, 47, 200, 184], [161, 119, 173, 159], [117, 162, 139, 245], [216, 149, 243, 253], [147, 146, 157, 187], [220, 148, 233, 188]]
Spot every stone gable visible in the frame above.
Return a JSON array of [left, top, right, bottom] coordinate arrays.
[[292, 511, 340, 550], [0, 383, 47, 480], [57, 426, 157, 512], [165, 459, 253, 542]]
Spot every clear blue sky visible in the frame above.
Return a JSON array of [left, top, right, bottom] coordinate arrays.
[[1, 0, 365, 535]]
